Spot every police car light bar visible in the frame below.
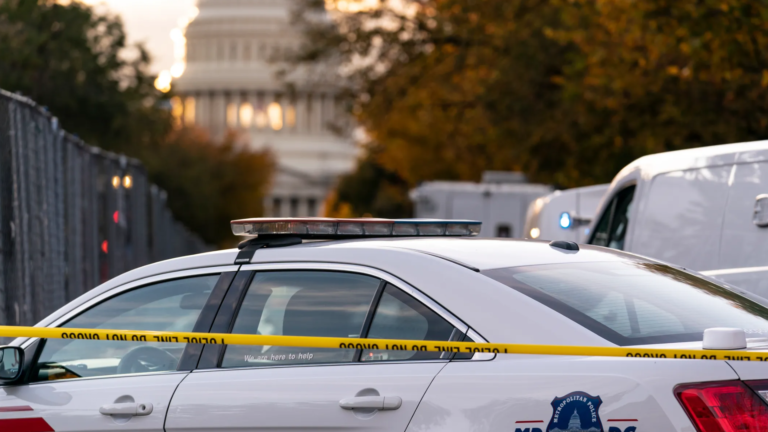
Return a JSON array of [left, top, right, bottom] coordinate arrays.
[[230, 218, 482, 238]]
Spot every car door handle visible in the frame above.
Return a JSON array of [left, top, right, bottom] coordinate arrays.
[[99, 402, 153, 416], [339, 396, 402, 410]]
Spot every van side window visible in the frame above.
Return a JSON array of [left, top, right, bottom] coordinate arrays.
[[590, 186, 635, 250]]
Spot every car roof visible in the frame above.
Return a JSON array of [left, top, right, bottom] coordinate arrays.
[[617, 139, 768, 180], [93, 237, 640, 289], [267, 237, 635, 271]]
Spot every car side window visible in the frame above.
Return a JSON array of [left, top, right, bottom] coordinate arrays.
[[220, 271, 381, 368], [590, 185, 635, 250], [361, 284, 458, 362], [33, 275, 219, 382]]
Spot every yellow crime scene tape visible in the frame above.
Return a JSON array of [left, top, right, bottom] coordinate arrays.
[[1, 326, 766, 362]]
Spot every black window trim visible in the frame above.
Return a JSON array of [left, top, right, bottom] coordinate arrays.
[[177, 271, 238, 370], [204, 264, 471, 370], [234, 263, 468, 331], [197, 270, 256, 369]]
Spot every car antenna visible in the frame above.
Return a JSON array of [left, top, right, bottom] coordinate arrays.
[[549, 240, 580, 252]]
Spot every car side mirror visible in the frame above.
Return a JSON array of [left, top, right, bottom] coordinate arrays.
[[0, 346, 24, 383]]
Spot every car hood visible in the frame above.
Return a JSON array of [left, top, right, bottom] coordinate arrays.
[[635, 339, 768, 380]]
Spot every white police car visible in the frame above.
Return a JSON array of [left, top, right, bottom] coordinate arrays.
[[1, 218, 768, 432]]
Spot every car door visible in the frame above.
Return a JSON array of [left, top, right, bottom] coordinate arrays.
[[0, 268, 236, 432], [166, 263, 468, 432]]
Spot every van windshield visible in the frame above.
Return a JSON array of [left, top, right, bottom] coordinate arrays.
[[483, 261, 768, 346]]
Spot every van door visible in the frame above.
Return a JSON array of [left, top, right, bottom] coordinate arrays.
[[630, 167, 731, 270], [718, 162, 768, 294]]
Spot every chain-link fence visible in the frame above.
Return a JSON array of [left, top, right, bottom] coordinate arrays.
[[0, 90, 210, 327]]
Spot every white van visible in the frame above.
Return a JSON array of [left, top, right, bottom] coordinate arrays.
[[587, 141, 768, 297], [523, 184, 610, 243]]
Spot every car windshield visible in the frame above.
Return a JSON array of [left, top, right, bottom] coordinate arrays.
[[483, 261, 768, 346]]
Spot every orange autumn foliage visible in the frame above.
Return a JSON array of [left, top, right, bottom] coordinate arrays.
[[297, 0, 768, 216]]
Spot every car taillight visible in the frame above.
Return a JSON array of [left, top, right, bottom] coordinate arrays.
[[675, 380, 768, 432]]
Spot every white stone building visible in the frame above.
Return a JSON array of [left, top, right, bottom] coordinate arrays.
[[173, 0, 358, 217]]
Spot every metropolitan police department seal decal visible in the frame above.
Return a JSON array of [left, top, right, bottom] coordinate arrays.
[[546, 391, 604, 432]]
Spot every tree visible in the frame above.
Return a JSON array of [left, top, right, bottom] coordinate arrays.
[[0, 0, 273, 246], [0, 0, 163, 153], [540, 0, 768, 185], [296, 0, 768, 214], [143, 128, 273, 245], [324, 145, 411, 218]]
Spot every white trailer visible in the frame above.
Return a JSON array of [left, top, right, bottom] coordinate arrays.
[[409, 172, 552, 238]]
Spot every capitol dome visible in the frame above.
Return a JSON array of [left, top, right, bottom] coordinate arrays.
[[174, 0, 357, 217]]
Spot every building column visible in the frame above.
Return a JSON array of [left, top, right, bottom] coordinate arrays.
[[248, 91, 259, 125], [312, 93, 323, 134], [195, 92, 205, 130], [211, 91, 226, 140], [270, 196, 283, 217], [228, 91, 241, 130], [306, 92, 315, 134], [296, 197, 309, 217], [288, 197, 299, 217], [295, 92, 307, 134], [306, 196, 318, 217], [269, 92, 281, 132], [324, 93, 335, 133], [198, 91, 210, 130]]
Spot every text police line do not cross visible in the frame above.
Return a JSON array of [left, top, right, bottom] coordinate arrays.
[[1, 326, 765, 362]]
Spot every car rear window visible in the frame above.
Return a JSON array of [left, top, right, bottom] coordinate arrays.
[[484, 261, 768, 346]]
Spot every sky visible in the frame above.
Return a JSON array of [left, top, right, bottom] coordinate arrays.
[[80, 0, 197, 74], [78, 0, 387, 78]]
